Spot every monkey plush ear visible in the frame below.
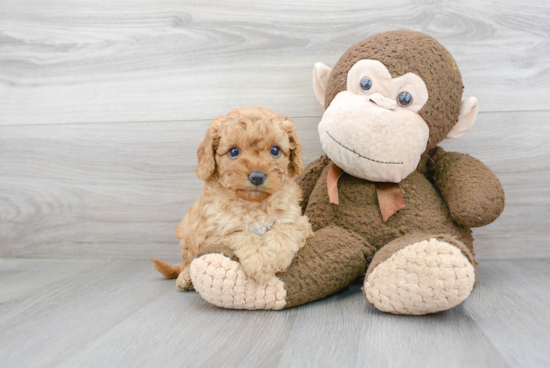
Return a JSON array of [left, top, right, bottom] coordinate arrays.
[[446, 97, 479, 139], [313, 62, 332, 106]]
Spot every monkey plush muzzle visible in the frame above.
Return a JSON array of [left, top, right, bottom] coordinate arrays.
[[318, 91, 429, 183]]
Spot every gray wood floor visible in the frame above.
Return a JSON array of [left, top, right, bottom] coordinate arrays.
[[0, 257, 549, 368]]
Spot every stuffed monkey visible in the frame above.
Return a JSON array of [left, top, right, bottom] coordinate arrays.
[[189, 30, 505, 315]]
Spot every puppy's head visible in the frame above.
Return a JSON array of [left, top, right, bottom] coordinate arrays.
[[196, 107, 303, 202]]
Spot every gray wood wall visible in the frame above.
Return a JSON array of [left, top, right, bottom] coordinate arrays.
[[1, 0, 548, 260]]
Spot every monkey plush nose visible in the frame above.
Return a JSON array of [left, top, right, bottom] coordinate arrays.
[[248, 171, 266, 186], [369, 92, 397, 110]]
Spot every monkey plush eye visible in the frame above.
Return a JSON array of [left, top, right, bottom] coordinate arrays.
[[397, 91, 413, 107], [359, 77, 373, 92], [270, 145, 281, 158], [228, 147, 240, 158]]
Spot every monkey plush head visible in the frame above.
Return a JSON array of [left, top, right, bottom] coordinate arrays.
[[313, 30, 479, 183]]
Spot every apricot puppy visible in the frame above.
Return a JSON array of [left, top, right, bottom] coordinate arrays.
[[152, 107, 313, 290]]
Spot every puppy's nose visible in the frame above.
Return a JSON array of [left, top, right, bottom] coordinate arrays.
[[248, 171, 266, 186]]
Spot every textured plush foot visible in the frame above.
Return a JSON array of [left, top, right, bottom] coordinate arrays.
[[190, 253, 287, 310], [364, 238, 475, 315]]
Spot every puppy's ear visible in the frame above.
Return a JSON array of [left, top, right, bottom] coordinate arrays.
[[282, 116, 304, 177], [195, 116, 224, 181]]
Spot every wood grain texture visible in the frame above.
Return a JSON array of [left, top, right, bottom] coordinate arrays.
[[466, 259, 550, 367], [1, 0, 549, 260], [0, 258, 549, 367], [1, 0, 550, 126], [0, 258, 107, 324], [1, 112, 548, 259]]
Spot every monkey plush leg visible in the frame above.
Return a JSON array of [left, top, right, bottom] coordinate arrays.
[[190, 226, 373, 310], [364, 233, 477, 315]]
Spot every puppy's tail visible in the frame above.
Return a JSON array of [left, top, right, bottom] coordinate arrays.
[[152, 259, 183, 279]]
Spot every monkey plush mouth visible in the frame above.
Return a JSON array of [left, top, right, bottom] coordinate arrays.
[[326, 131, 403, 165]]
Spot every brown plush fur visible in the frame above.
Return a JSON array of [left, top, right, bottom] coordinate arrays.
[[279, 226, 374, 308], [430, 152, 505, 227], [153, 107, 313, 289], [301, 151, 474, 252]]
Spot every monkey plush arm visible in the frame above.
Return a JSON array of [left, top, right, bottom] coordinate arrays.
[[430, 152, 505, 227], [295, 155, 330, 213]]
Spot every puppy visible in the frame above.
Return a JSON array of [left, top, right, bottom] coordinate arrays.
[[152, 107, 313, 290]]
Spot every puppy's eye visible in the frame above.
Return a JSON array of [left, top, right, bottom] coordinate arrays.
[[397, 91, 413, 107], [270, 145, 281, 158], [359, 77, 372, 92], [228, 147, 240, 158]]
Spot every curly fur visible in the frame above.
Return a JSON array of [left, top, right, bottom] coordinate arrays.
[[153, 107, 313, 289]]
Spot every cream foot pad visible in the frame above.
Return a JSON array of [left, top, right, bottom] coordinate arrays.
[[364, 238, 476, 315], [190, 253, 287, 310]]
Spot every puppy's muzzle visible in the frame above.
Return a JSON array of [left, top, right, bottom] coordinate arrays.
[[248, 171, 266, 186]]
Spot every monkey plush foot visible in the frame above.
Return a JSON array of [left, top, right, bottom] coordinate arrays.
[[364, 236, 476, 315], [190, 253, 287, 310]]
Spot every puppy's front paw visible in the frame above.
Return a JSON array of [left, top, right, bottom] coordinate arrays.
[[240, 254, 275, 284], [176, 268, 194, 291]]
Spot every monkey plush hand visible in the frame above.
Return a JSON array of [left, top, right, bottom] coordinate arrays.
[[190, 30, 505, 314]]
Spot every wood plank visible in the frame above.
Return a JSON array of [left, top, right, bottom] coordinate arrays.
[[0, 258, 107, 324], [1, 258, 548, 367], [0, 259, 175, 367], [0, 111, 547, 259], [1, 0, 550, 126], [278, 287, 510, 368], [0, 257, 298, 368], [466, 259, 550, 367], [58, 281, 298, 368], [59, 286, 510, 368]]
